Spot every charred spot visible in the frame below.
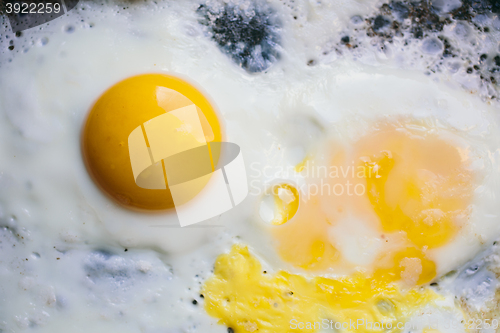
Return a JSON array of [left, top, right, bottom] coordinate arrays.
[[390, 1, 409, 20], [439, 36, 455, 58], [373, 15, 391, 32], [494, 55, 500, 67], [197, 1, 281, 73]]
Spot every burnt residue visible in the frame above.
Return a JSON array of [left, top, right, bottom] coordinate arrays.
[[327, 0, 500, 101], [365, 1, 449, 40], [197, 1, 281, 73]]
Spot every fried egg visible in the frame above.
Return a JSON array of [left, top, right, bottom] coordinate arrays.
[[202, 68, 500, 332], [1, 0, 500, 332]]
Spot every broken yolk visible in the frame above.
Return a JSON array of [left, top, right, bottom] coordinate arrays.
[[268, 125, 472, 283], [260, 184, 300, 225], [82, 74, 222, 210], [202, 245, 440, 333], [374, 247, 436, 286], [361, 130, 472, 249]]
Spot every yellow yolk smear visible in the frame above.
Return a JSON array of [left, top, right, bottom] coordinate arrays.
[[358, 129, 472, 249], [202, 245, 439, 333], [82, 74, 223, 210], [269, 124, 472, 282]]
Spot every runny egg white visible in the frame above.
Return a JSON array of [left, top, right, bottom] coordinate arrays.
[[1, 0, 500, 332]]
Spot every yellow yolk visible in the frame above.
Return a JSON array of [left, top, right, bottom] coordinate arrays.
[[374, 247, 436, 286], [268, 125, 472, 282], [262, 184, 300, 225], [82, 74, 222, 210], [361, 130, 472, 249], [202, 245, 439, 333]]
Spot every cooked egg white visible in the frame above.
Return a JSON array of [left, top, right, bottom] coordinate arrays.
[[0, 0, 500, 332]]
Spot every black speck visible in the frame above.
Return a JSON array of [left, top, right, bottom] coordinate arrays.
[[390, 1, 409, 20], [373, 15, 390, 32], [474, 65, 480, 70], [263, 270, 267, 274], [480, 54, 488, 62], [380, 3, 391, 15], [228, 328, 234, 333], [192, 299, 198, 305], [15, 31, 22, 37], [430, 282, 438, 286], [440, 36, 454, 58], [124, 249, 128, 252], [413, 27, 423, 39], [200, 294, 204, 298], [467, 264, 479, 273], [8, 45, 14, 50], [341, 36, 350, 44], [467, 67, 473, 74], [494, 55, 500, 67], [307, 59, 316, 66]]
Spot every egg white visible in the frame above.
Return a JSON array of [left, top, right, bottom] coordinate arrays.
[[0, 0, 500, 332]]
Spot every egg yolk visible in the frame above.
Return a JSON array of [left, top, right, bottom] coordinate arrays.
[[374, 247, 436, 286], [260, 184, 300, 225], [361, 130, 472, 249], [202, 245, 439, 333], [268, 125, 472, 281], [82, 74, 222, 210]]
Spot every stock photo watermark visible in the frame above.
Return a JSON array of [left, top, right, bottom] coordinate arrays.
[[248, 160, 379, 200], [1, 0, 80, 32], [290, 318, 500, 331]]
